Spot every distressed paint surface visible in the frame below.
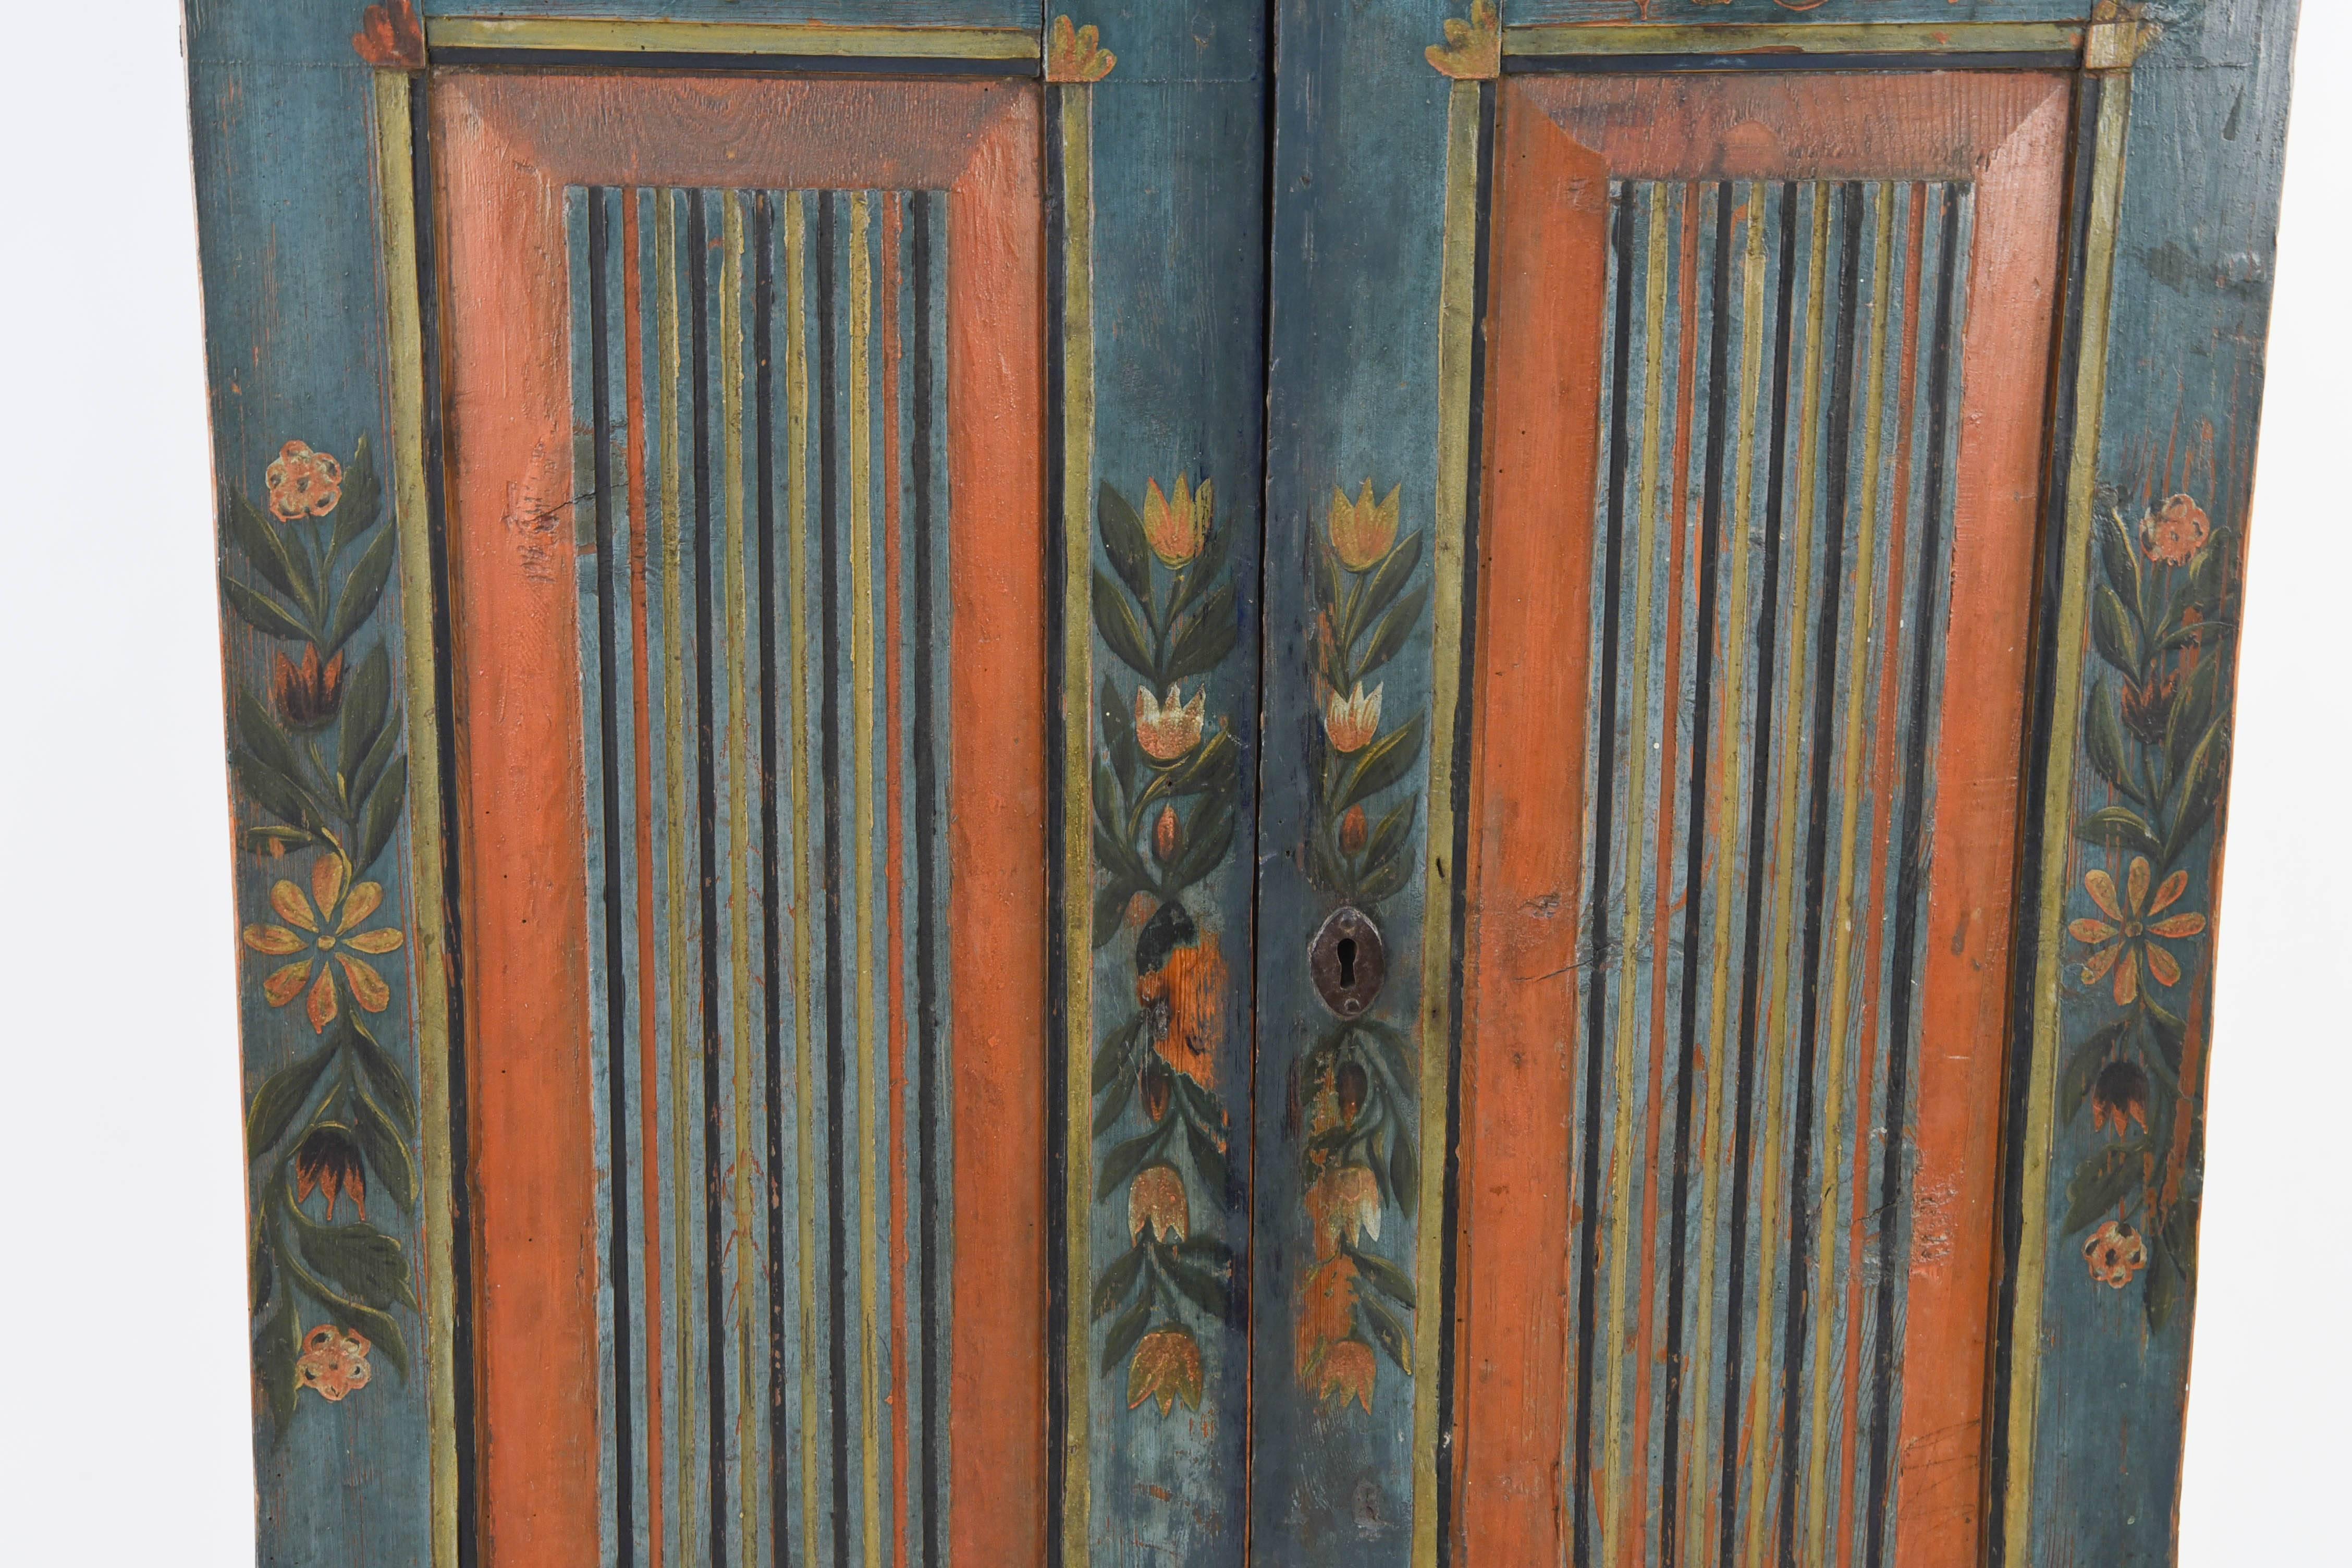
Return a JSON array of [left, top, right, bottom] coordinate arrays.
[[2000, 3, 2301, 1565], [187, 6, 440, 1566], [1064, 5, 1268, 1565], [1510, 1, 2096, 24], [419, 1, 1039, 26]]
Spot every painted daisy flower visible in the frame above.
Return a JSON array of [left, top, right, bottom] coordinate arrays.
[[2069, 856, 2206, 1006], [243, 856, 406, 1033]]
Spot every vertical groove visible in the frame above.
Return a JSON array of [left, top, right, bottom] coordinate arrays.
[[881, 188, 912, 1568], [848, 189, 886, 1568]]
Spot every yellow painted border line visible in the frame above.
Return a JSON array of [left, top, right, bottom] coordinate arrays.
[[1504, 21, 2086, 57], [1413, 75, 1482, 1568], [2002, 73, 2135, 1565], [371, 67, 458, 1568], [1057, 84, 1098, 1568], [425, 16, 1039, 60]]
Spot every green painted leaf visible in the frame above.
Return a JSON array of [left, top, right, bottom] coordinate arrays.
[[2060, 1139, 2151, 1235], [234, 687, 328, 831], [336, 1298, 410, 1383], [1358, 798, 1417, 878], [325, 525, 398, 654], [1157, 1245, 1231, 1323], [355, 753, 408, 874], [1094, 821, 1152, 891], [1337, 713, 1428, 813], [252, 1268, 301, 1437], [1353, 853, 1414, 906], [2146, 1000, 2188, 1074], [1345, 1242, 1418, 1309], [2060, 1020, 2131, 1123], [1093, 1240, 1147, 1321], [2083, 684, 2134, 798], [351, 701, 403, 814], [1163, 726, 1239, 800], [1390, 1125, 1419, 1221], [247, 1050, 335, 1161], [1356, 583, 1431, 678], [223, 487, 317, 619], [1093, 1064, 1137, 1136], [326, 437, 382, 561], [1359, 1293, 1413, 1376], [1092, 1015, 1145, 1091], [2166, 656, 2221, 774], [2164, 717, 2229, 865], [295, 1215, 418, 1314], [1092, 569, 1156, 681], [222, 574, 319, 645], [2076, 805, 2162, 860], [1167, 797, 1235, 892], [337, 644, 393, 794], [2145, 1226, 2185, 1332], [1100, 1296, 1151, 1377], [1350, 528, 1426, 646], [347, 1022, 419, 1137], [1184, 1119, 1228, 1201], [1093, 881, 1135, 950], [1166, 584, 1239, 685], [351, 1089, 418, 1216], [2092, 587, 2141, 678], [1097, 483, 1153, 606], [2096, 501, 2140, 604], [1095, 1125, 1166, 1202], [1098, 673, 1138, 784]]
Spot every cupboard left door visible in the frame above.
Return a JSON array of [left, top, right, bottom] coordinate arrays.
[[433, 71, 1051, 1568]]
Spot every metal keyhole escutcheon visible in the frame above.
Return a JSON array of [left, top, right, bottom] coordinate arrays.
[[1310, 905, 1386, 1018]]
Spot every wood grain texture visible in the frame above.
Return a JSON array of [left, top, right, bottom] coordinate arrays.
[[432, 72, 1047, 1568]]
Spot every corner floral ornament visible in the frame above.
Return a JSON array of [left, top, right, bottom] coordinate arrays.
[[1426, 0, 1501, 80], [1046, 15, 1116, 83]]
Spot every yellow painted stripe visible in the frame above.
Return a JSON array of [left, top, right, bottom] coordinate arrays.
[[1742, 187, 1831, 1568], [1503, 20, 2084, 57], [1601, 182, 1672, 1565], [2005, 78, 2136, 1563], [718, 190, 759, 1568], [1682, 178, 1770, 1557], [784, 192, 821, 1568], [848, 190, 886, 1568], [425, 16, 1040, 59], [1414, 77, 1483, 1568], [371, 69, 458, 1568], [1803, 184, 1897, 1565], [1057, 89, 1097, 1568], [656, 188, 699, 1568]]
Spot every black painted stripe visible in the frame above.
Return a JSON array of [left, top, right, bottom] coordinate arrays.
[[1659, 179, 1736, 1568], [815, 187, 852, 1565], [909, 189, 945, 1568], [1718, 179, 1801, 1568], [588, 186, 640, 1568], [1576, 181, 1639, 1568], [685, 190, 732, 1568], [751, 189, 792, 1568], [1865, 183, 1966, 1568], [1777, 179, 1867, 1568]]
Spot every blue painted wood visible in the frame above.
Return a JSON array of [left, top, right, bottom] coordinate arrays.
[[185, 4, 434, 1565], [419, 0, 1040, 28], [1510, 0, 2094, 25], [1075, 5, 1267, 1564]]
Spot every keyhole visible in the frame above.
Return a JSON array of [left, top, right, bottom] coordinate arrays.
[[1310, 905, 1385, 1018], [1337, 937, 1358, 987]]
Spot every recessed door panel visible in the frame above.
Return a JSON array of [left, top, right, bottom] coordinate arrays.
[[1457, 71, 2071, 1567], [434, 72, 1047, 1567]]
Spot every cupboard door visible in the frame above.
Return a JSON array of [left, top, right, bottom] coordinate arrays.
[[1260, 4, 2297, 1567]]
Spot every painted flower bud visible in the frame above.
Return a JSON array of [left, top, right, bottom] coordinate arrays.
[[1141, 1060, 1173, 1124], [1155, 804, 1182, 864], [1336, 1061, 1368, 1124], [1339, 804, 1369, 856]]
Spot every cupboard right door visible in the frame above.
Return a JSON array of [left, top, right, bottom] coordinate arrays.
[[1459, 71, 2069, 1568]]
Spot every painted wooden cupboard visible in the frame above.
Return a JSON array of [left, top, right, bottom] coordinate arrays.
[[185, 3, 2298, 1564]]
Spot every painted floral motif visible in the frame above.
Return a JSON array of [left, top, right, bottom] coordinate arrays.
[[1045, 14, 1117, 84], [351, 1, 426, 72], [295, 1324, 375, 1401], [219, 436, 418, 1431], [2083, 1220, 2150, 1290], [1088, 477, 1242, 1415], [1289, 475, 1432, 1412], [2060, 484, 2238, 1328], [243, 856, 406, 1033], [1425, 0, 1501, 81]]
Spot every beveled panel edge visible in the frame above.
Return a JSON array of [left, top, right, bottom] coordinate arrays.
[[425, 16, 1042, 60]]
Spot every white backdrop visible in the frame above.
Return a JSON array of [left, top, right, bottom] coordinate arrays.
[[0, 4, 2339, 1561]]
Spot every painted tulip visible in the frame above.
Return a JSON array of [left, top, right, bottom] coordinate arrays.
[[1127, 1328, 1203, 1415], [273, 645, 346, 731], [1294, 1254, 1359, 1379], [294, 1124, 368, 1221], [1328, 480, 1400, 572], [2091, 1060, 2151, 1137], [1129, 1162, 1191, 1243], [1319, 1338, 1378, 1413], [1306, 1164, 1382, 1256], [1134, 684, 1207, 763], [1323, 682, 1383, 754], [1143, 474, 1214, 568]]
